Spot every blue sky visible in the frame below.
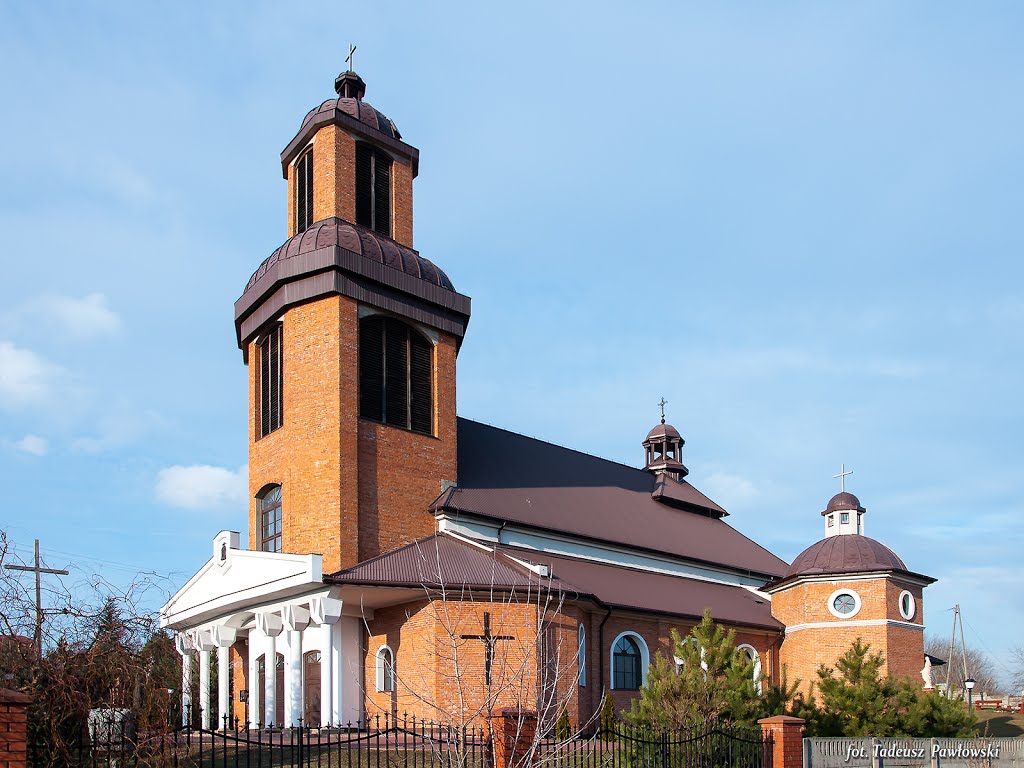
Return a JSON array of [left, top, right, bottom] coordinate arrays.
[[1, 2, 1021, 685]]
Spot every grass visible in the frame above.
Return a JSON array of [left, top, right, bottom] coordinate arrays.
[[974, 709, 1024, 737]]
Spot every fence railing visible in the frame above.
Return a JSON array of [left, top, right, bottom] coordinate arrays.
[[28, 710, 771, 768]]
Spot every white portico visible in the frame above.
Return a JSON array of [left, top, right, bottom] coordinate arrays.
[[160, 531, 365, 728]]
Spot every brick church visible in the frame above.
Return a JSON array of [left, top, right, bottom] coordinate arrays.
[[160, 67, 936, 731]]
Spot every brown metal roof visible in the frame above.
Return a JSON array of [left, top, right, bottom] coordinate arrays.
[[326, 534, 537, 591], [506, 547, 783, 631], [439, 419, 788, 580], [326, 534, 782, 632], [245, 218, 454, 293], [782, 534, 906, 578], [823, 491, 864, 514], [300, 97, 400, 140]]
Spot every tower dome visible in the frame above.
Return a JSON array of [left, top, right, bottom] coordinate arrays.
[[642, 402, 688, 480], [784, 534, 907, 579]]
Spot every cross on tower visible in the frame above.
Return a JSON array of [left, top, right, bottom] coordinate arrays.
[[3, 539, 69, 659], [345, 43, 357, 72], [833, 463, 854, 493], [658, 397, 668, 425], [460, 611, 514, 686]]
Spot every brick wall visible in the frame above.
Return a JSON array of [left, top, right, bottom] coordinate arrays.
[[0, 689, 30, 768], [286, 121, 414, 249], [773, 577, 925, 693]]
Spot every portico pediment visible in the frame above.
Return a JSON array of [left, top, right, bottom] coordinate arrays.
[[160, 532, 324, 630]]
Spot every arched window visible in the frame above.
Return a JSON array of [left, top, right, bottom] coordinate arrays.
[[295, 147, 314, 234], [578, 624, 586, 687], [355, 143, 392, 237], [359, 315, 433, 435], [611, 633, 648, 691], [737, 644, 762, 687], [258, 485, 282, 553], [375, 646, 395, 693]]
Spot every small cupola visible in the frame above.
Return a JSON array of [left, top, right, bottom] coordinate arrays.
[[335, 70, 367, 100], [643, 401, 689, 481], [822, 465, 866, 537]]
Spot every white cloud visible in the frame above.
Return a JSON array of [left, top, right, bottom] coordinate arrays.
[[702, 470, 759, 510], [0, 341, 62, 407], [155, 465, 248, 510], [29, 293, 121, 339], [14, 434, 48, 456]]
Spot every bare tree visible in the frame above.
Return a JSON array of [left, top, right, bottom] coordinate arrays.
[[925, 635, 1002, 697], [0, 530, 179, 766], [358, 537, 597, 768], [1010, 646, 1024, 695]]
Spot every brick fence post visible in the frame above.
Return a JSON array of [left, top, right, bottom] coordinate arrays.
[[0, 689, 31, 768], [758, 715, 806, 768], [488, 708, 538, 768]]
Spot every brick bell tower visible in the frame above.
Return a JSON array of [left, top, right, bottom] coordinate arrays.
[[764, 486, 935, 693], [233, 67, 472, 573]]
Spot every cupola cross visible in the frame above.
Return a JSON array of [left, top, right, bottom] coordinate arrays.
[[658, 397, 668, 425], [460, 611, 514, 686], [833, 463, 853, 493], [345, 43, 357, 72]]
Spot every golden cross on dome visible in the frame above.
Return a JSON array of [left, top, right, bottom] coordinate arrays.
[[833, 463, 853, 493], [345, 43, 357, 72], [658, 397, 668, 425]]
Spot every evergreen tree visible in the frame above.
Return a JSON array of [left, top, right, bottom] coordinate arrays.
[[626, 609, 762, 729]]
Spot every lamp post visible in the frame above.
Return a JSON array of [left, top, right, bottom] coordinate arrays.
[[964, 677, 976, 710]]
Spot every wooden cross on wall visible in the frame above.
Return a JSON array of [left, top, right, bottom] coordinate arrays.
[[460, 612, 514, 686]]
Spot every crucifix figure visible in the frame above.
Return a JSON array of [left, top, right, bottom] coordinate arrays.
[[345, 43, 357, 72], [833, 463, 853, 493], [657, 397, 668, 425], [460, 612, 514, 686]]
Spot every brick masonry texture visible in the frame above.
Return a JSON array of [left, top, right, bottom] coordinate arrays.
[[773, 577, 924, 694], [0, 691, 30, 768]]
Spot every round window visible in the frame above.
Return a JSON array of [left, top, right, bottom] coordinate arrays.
[[898, 590, 916, 620], [827, 588, 862, 619]]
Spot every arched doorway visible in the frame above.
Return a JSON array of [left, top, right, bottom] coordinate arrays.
[[256, 652, 285, 726], [304, 651, 322, 726]]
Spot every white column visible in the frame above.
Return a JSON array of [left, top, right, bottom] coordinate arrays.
[[320, 622, 333, 728], [217, 645, 231, 730], [248, 628, 263, 729], [264, 633, 277, 727], [331, 617, 344, 725], [180, 650, 193, 727], [257, 612, 283, 727], [199, 648, 212, 729], [285, 629, 302, 726]]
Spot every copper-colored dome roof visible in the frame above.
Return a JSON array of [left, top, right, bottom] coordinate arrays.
[[300, 97, 400, 140], [645, 423, 682, 442], [824, 491, 864, 513], [785, 534, 906, 579], [245, 218, 454, 293]]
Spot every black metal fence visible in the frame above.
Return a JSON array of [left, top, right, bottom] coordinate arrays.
[[28, 711, 770, 768]]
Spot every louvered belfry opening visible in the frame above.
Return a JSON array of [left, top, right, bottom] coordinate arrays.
[[295, 148, 314, 234], [258, 325, 283, 437], [359, 315, 432, 435], [355, 142, 392, 237]]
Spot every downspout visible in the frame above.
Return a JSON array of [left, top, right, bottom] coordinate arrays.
[[597, 600, 612, 694]]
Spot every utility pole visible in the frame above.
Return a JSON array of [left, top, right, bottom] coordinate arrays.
[[3, 539, 69, 659]]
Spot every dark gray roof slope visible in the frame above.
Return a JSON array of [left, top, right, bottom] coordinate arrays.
[[437, 420, 788, 580]]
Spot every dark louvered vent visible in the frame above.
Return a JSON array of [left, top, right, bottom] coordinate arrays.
[[358, 316, 384, 422], [383, 319, 409, 427], [258, 325, 283, 438], [409, 332, 432, 434], [359, 315, 433, 435], [295, 149, 314, 234], [355, 142, 393, 237], [355, 143, 373, 231]]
